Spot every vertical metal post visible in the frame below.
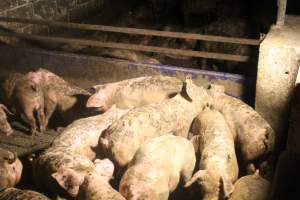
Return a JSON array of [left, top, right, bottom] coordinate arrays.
[[276, 0, 287, 26]]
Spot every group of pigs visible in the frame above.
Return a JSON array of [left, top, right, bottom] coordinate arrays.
[[58, 0, 255, 75], [0, 70, 274, 200], [61, 16, 253, 75]]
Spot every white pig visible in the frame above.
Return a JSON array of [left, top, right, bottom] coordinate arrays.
[[185, 108, 238, 200], [76, 159, 125, 200], [99, 78, 212, 167], [87, 76, 183, 111], [119, 135, 196, 200]]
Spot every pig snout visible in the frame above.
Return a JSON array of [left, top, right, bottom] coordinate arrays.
[[11, 158, 23, 186], [243, 128, 270, 162], [0, 150, 23, 189]]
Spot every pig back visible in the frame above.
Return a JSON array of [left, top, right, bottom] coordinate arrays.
[[100, 95, 198, 167], [120, 135, 196, 200], [192, 108, 238, 181], [0, 188, 50, 200], [208, 84, 275, 163], [87, 76, 183, 110], [52, 107, 128, 160], [230, 174, 270, 200]]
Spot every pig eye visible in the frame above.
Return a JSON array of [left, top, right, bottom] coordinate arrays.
[[88, 87, 96, 94]]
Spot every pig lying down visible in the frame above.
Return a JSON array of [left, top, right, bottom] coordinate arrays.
[[119, 135, 196, 200], [99, 78, 212, 167], [87, 76, 183, 111], [34, 149, 96, 199], [0, 148, 23, 191], [0, 104, 13, 135], [33, 106, 128, 198], [185, 108, 239, 200], [76, 159, 125, 200]]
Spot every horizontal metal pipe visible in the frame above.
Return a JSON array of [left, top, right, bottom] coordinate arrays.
[[276, 0, 287, 26], [0, 31, 250, 62], [0, 17, 260, 46]]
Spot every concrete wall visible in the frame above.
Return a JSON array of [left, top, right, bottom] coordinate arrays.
[[0, 0, 103, 34], [255, 15, 300, 152]]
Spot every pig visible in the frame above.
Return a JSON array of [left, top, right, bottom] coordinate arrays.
[[0, 104, 13, 135], [229, 171, 270, 200], [208, 84, 275, 173], [119, 135, 196, 200], [0, 188, 50, 200], [33, 148, 95, 199], [76, 159, 125, 200], [97, 49, 160, 64], [185, 108, 238, 200], [195, 18, 254, 74], [0, 148, 23, 190], [87, 76, 183, 111], [151, 26, 197, 61], [27, 68, 90, 128], [0, 73, 46, 135], [32, 106, 128, 198], [51, 106, 129, 160], [99, 78, 212, 167]]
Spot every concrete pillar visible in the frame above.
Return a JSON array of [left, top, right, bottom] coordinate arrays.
[[256, 16, 300, 150]]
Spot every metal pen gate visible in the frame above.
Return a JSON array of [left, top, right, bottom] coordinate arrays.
[[0, 16, 261, 63]]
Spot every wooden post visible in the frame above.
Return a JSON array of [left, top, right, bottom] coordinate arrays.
[[276, 0, 287, 26]]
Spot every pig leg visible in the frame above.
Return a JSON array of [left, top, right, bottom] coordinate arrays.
[[181, 162, 195, 184], [44, 101, 56, 129], [37, 107, 46, 132], [22, 108, 38, 135]]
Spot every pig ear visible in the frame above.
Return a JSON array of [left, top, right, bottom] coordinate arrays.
[[184, 78, 203, 101], [30, 83, 38, 92], [220, 176, 234, 199], [190, 135, 201, 153], [86, 93, 109, 110], [208, 84, 225, 94], [0, 105, 14, 115], [51, 168, 84, 197], [184, 170, 207, 188]]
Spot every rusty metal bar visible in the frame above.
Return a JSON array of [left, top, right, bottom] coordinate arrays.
[[276, 0, 287, 26], [0, 31, 250, 62], [0, 17, 260, 46]]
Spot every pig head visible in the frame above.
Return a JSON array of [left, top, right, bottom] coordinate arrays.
[[0, 148, 23, 190], [51, 159, 114, 198], [185, 170, 234, 200]]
